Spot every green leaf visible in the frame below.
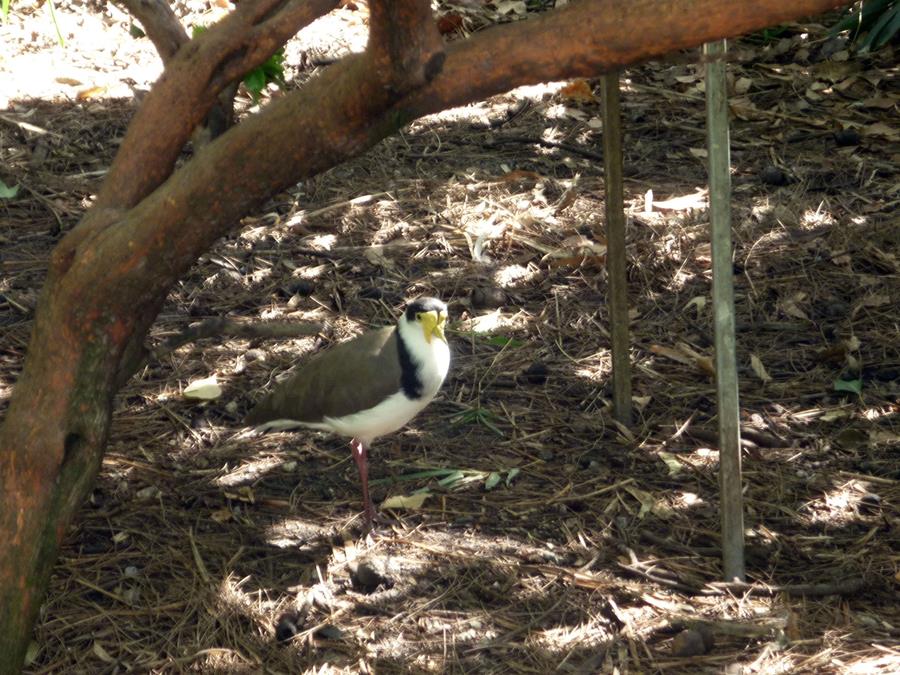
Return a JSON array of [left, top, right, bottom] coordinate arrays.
[[834, 377, 863, 395], [505, 468, 520, 486], [859, 3, 900, 51], [437, 470, 466, 488], [484, 472, 501, 491], [243, 68, 266, 98], [2, 0, 10, 22], [831, 0, 896, 43], [0, 179, 19, 199], [24, 641, 40, 667]]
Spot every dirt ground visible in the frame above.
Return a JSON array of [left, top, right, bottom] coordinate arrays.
[[1, 2, 899, 673]]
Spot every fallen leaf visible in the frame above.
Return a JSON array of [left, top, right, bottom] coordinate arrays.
[[499, 169, 543, 184], [554, 187, 578, 214], [861, 122, 899, 140], [382, 492, 430, 510], [93, 642, 115, 663], [750, 354, 772, 383], [858, 96, 896, 110], [495, 0, 527, 15], [834, 378, 862, 395], [650, 343, 714, 376], [545, 234, 607, 269], [210, 508, 233, 523], [658, 452, 683, 476], [652, 189, 707, 211], [559, 79, 596, 103], [779, 292, 809, 320], [623, 485, 656, 518], [733, 76, 753, 94], [484, 472, 502, 490], [224, 486, 255, 503], [633, 395, 652, 411], [76, 86, 108, 101], [650, 344, 695, 367], [684, 295, 707, 316], [184, 375, 222, 400], [0, 180, 19, 199]]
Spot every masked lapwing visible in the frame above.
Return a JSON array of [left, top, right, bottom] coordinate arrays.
[[246, 297, 450, 525]]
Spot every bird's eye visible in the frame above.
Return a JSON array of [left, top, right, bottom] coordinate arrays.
[[416, 312, 422, 320]]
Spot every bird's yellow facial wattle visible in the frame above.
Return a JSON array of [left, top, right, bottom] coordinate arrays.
[[418, 310, 448, 344]]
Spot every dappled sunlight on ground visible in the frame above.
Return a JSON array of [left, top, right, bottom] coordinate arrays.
[[1, 1, 898, 672]]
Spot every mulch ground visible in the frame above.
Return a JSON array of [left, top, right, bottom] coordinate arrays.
[[1, 2, 898, 673]]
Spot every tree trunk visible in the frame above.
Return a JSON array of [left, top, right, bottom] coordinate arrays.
[[0, 0, 848, 670]]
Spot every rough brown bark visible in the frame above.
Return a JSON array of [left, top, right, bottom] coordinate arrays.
[[116, 0, 189, 63], [114, 0, 239, 143], [369, 0, 446, 94], [0, 0, 849, 671]]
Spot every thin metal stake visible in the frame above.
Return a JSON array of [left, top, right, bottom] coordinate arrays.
[[704, 40, 745, 582], [600, 71, 632, 426]]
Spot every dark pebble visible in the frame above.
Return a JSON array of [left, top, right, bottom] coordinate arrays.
[[351, 559, 390, 593], [522, 361, 549, 385], [858, 493, 881, 514], [759, 165, 790, 186], [275, 612, 301, 642], [833, 128, 861, 147], [281, 279, 315, 298], [315, 624, 345, 640], [671, 628, 711, 656]]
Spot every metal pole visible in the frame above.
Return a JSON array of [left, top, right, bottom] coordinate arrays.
[[599, 71, 632, 426], [704, 40, 745, 582]]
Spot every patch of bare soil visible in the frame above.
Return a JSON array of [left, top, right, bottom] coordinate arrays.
[[1, 2, 898, 673]]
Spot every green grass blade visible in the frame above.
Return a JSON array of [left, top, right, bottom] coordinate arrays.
[[47, 0, 64, 46]]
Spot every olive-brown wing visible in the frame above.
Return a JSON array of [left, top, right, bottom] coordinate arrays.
[[245, 326, 402, 425]]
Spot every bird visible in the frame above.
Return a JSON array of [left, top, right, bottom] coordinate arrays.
[[245, 297, 450, 525]]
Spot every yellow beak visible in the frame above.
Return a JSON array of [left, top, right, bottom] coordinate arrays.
[[420, 310, 447, 344]]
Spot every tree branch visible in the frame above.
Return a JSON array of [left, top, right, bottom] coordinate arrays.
[[94, 0, 848, 305], [369, 0, 446, 95], [115, 0, 189, 63], [94, 0, 340, 214]]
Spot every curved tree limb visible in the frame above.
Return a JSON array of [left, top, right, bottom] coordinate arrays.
[[94, 0, 341, 215], [369, 0, 446, 95], [115, 0, 189, 63]]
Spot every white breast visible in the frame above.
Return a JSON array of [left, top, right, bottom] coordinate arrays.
[[325, 331, 450, 445]]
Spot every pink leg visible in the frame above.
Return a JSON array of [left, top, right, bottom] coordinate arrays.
[[350, 438, 376, 526]]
